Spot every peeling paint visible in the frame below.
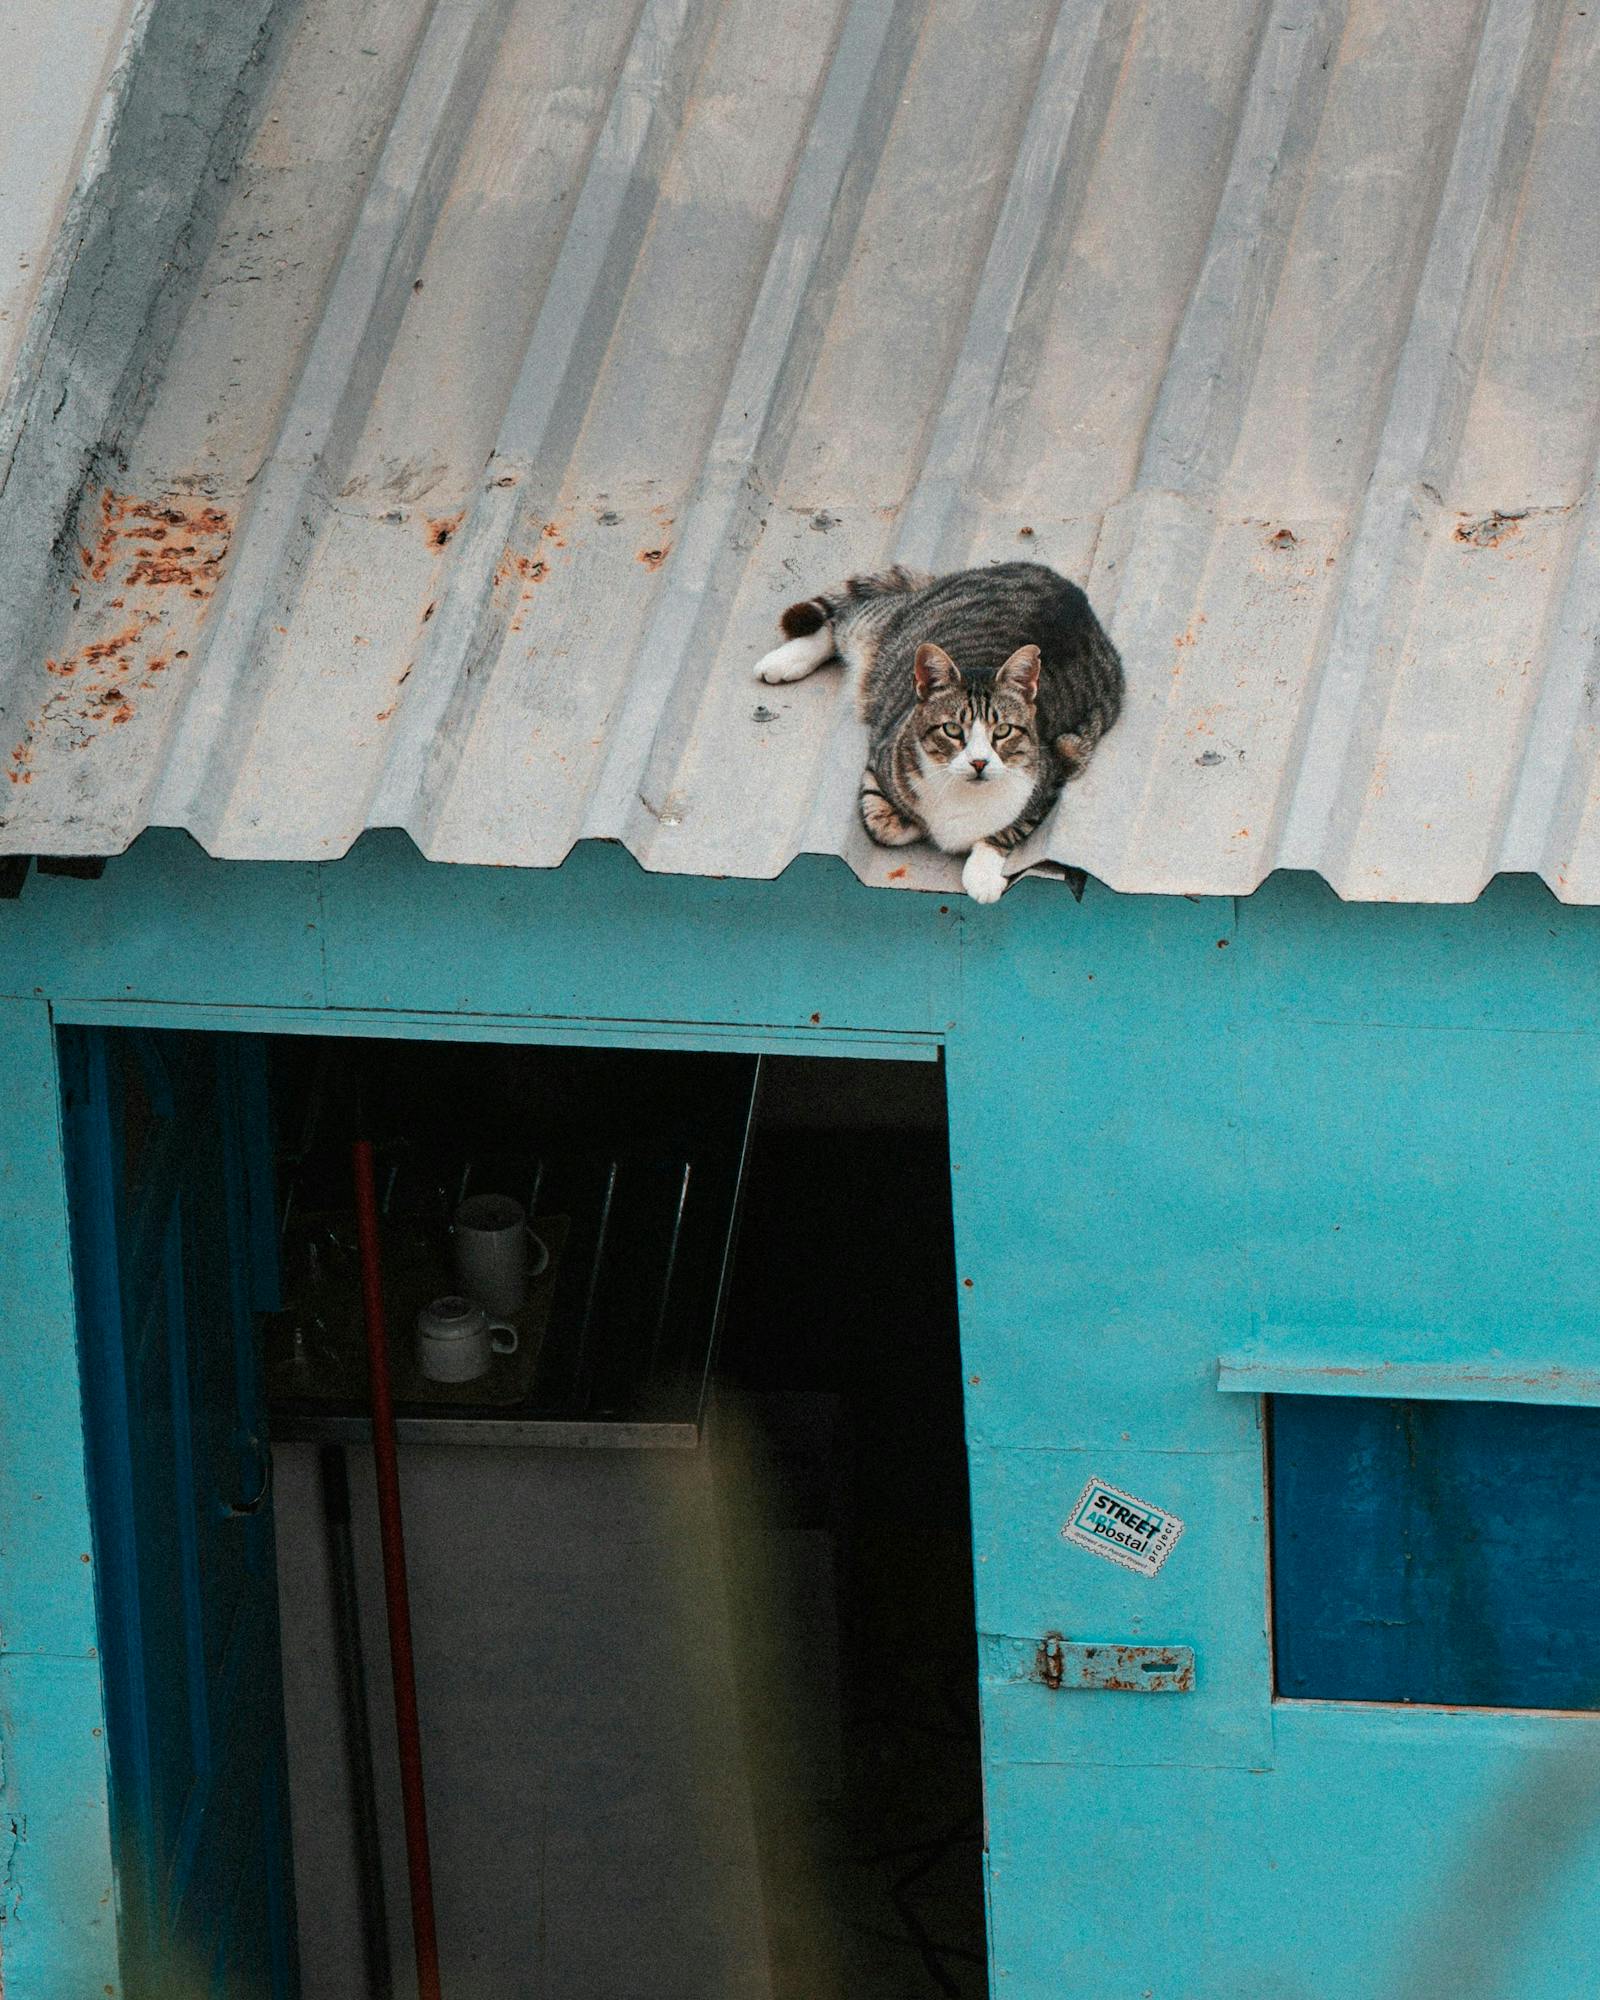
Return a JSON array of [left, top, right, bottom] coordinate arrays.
[[2, 1809, 23, 1937]]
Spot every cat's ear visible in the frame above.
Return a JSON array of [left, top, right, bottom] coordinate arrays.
[[914, 642, 961, 701], [996, 644, 1041, 703]]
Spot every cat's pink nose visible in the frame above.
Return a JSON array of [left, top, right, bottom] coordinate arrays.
[[970, 757, 988, 774]]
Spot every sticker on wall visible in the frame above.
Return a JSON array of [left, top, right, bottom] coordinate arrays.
[[1062, 1478, 1185, 1578]]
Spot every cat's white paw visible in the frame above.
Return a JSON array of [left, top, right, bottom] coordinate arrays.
[[962, 843, 1009, 905], [753, 629, 834, 683]]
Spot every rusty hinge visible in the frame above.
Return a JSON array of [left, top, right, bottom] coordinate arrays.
[[1033, 1634, 1194, 1693]]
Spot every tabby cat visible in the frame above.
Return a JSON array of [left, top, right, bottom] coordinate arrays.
[[754, 561, 1123, 902]]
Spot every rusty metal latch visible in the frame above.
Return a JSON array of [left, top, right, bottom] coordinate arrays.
[[1033, 1635, 1194, 1692]]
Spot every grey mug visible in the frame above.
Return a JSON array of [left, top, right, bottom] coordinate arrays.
[[450, 1193, 549, 1314]]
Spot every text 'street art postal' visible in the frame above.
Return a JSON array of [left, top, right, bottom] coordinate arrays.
[[1062, 1477, 1185, 1578]]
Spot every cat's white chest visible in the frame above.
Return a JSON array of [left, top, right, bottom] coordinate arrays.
[[919, 763, 1034, 854]]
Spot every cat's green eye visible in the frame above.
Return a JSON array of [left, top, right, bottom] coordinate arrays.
[[991, 723, 1014, 740], [940, 722, 964, 741]]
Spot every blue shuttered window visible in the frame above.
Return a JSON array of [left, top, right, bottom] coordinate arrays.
[[1272, 1396, 1600, 1710]]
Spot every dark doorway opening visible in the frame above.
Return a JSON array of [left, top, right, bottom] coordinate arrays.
[[71, 1026, 987, 1998], [714, 1057, 989, 1999]]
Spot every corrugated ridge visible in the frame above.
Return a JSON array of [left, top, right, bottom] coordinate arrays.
[[1276, 0, 1564, 890]]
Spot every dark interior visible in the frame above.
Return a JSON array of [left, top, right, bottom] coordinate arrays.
[[714, 1067, 989, 1998], [264, 1037, 988, 1998], [267, 1039, 760, 1428]]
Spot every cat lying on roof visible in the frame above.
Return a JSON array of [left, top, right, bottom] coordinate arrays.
[[754, 561, 1123, 904]]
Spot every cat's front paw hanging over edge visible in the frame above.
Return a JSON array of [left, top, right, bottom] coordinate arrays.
[[962, 843, 1008, 905]]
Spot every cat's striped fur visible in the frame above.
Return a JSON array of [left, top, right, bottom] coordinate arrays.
[[754, 562, 1123, 902]]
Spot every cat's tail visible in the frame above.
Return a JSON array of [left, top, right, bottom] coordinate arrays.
[[778, 563, 932, 639], [755, 565, 931, 683]]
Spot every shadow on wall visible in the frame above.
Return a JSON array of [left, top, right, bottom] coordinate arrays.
[[1387, 1733, 1600, 2000]]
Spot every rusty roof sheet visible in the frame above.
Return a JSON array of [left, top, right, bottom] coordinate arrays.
[[3, 0, 1599, 901]]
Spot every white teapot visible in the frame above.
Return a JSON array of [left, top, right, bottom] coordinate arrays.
[[415, 1295, 517, 1384]]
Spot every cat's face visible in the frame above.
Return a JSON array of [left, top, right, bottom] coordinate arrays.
[[911, 642, 1041, 787]]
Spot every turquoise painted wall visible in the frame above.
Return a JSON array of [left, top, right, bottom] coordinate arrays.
[[3, 831, 1599, 1999], [0, 1001, 120, 2000]]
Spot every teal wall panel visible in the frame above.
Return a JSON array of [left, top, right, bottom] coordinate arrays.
[[0, 1001, 120, 1999], [972, 1443, 1270, 1772], [945, 878, 1248, 1451], [984, 1759, 1279, 1998], [0, 835, 326, 1010], [318, 832, 958, 1036], [1269, 1705, 1600, 2000], [987, 1729, 1600, 2000], [988, 1712, 1600, 1998], [2, 835, 1600, 1997], [1237, 1018, 1600, 1373], [0, 1002, 100, 1656], [0, 1658, 121, 1999], [1233, 871, 1600, 1035]]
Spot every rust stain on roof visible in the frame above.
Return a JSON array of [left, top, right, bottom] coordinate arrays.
[[82, 491, 233, 600], [493, 549, 549, 588], [1454, 510, 1527, 549], [494, 547, 553, 634], [15, 492, 235, 784]]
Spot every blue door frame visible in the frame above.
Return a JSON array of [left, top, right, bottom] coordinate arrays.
[[59, 1026, 297, 1998], [5, 830, 1600, 1998]]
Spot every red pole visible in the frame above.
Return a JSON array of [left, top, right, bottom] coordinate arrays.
[[351, 1138, 443, 2000]]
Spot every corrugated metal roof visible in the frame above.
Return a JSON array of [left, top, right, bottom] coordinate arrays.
[[4, 0, 1599, 900], [0, 2, 138, 421]]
